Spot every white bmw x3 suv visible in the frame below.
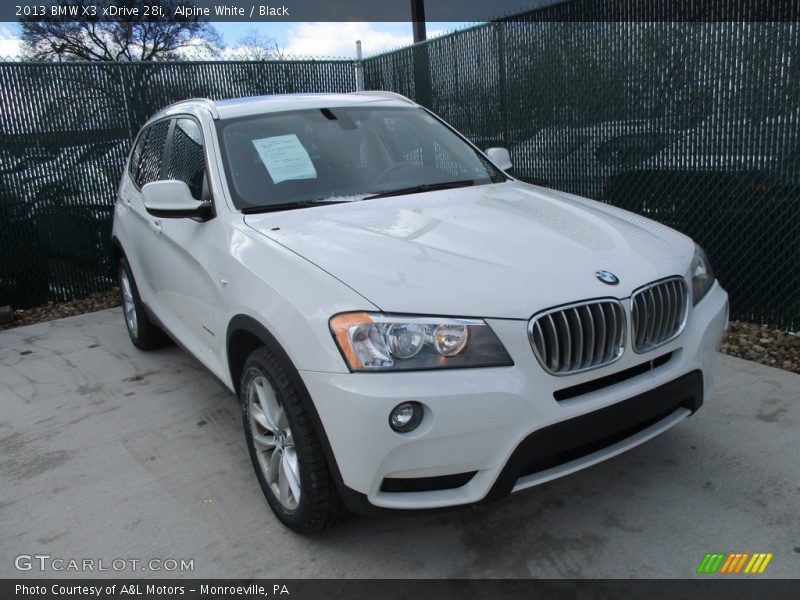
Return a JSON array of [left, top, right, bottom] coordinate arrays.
[[112, 92, 729, 533]]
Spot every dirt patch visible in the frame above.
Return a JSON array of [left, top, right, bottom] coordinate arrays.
[[720, 321, 799, 375], [0, 289, 120, 331]]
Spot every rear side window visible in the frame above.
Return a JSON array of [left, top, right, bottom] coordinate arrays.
[[129, 120, 170, 188], [166, 118, 207, 200]]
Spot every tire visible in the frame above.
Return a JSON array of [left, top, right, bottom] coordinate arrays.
[[117, 257, 171, 350], [241, 347, 347, 533]]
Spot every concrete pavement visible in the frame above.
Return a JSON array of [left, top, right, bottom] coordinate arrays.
[[1, 308, 798, 578]]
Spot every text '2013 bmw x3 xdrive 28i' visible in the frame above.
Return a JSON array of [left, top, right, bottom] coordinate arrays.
[[112, 92, 728, 533]]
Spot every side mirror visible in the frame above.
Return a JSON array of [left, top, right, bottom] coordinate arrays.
[[142, 180, 212, 220], [486, 147, 512, 171]]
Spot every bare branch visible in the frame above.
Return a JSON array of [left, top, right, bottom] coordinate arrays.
[[19, 0, 221, 62], [227, 28, 284, 61]]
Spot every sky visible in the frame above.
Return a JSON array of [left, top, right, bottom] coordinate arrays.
[[0, 21, 472, 59], [217, 21, 461, 58], [0, 23, 19, 57]]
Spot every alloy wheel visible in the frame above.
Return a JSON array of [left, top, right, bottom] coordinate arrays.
[[120, 269, 138, 339], [248, 376, 301, 510]]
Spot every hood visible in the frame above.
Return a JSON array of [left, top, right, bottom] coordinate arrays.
[[244, 181, 695, 319]]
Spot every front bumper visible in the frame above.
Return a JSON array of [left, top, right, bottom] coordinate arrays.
[[300, 281, 729, 511]]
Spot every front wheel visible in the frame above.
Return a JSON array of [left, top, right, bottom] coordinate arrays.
[[241, 347, 346, 533]]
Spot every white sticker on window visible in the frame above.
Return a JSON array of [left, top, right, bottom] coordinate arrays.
[[252, 134, 317, 184]]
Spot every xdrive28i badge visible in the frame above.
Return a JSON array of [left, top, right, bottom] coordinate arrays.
[[595, 270, 619, 285]]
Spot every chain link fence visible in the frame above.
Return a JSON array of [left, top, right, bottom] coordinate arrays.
[[0, 58, 356, 307], [1, 8, 798, 331], [365, 19, 800, 330]]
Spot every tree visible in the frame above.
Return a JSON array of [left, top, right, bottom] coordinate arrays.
[[20, 0, 222, 61], [226, 28, 286, 61]]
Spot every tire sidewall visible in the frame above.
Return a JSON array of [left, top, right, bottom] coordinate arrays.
[[117, 258, 141, 347], [240, 351, 316, 531]]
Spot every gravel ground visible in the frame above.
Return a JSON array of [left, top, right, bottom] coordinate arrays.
[[1, 293, 798, 377], [0, 289, 121, 331], [720, 320, 800, 375]]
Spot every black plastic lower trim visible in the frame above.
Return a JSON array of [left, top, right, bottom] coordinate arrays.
[[553, 351, 673, 401], [340, 370, 704, 514], [482, 369, 703, 502], [380, 471, 477, 493]]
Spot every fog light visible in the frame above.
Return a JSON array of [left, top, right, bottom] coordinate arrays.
[[389, 402, 423, 433]]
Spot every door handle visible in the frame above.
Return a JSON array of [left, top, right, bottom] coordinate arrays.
[[151, 219, 162, 234]]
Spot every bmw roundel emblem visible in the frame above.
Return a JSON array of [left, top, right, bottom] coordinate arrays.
[[595, 270, 619, 285]]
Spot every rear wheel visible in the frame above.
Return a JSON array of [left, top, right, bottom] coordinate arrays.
[[117, 258, 171, 350], [241, 347, 346, 533]]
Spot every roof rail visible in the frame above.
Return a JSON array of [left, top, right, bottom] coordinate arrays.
[[350, 90, 416, 105], [163, 97, 220, 119]]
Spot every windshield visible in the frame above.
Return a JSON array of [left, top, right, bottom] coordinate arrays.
[[215, 105, 506, 211]]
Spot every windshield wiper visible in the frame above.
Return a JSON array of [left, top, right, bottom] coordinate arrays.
[[241, 180, 482, 212], [241, 200, 348, 214], [363, 179, 478, 200]]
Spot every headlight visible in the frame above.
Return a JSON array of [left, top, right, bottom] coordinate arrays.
[[330, 312, 513, 371], [691, 244, 715, 305]]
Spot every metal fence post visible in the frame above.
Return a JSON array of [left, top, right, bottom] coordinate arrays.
[[116, 62, 134, 142], [496, 22, 510, 148], [355, 41, 365, 91]]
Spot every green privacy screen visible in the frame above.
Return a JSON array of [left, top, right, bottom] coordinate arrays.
[[1, 10, 799, 330], [0, 59, 356, 308], [364, 20, 800, 330]]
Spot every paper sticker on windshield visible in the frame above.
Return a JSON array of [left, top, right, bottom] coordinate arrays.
[[252, 134, 317, 184]]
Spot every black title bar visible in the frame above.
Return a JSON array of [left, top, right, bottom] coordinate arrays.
[[3, 579, 800, 600], [5, 0, 800, 23]]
